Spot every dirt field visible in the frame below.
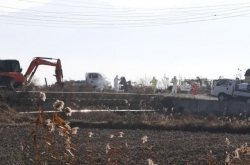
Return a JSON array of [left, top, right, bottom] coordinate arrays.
[[1, 126, 250, 165]]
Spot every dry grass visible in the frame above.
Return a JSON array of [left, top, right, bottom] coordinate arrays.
[[0, 102, 35, 126], [1, 98, 250, 133], [20, 97, 80, 164], [66, 110, 250, 134]]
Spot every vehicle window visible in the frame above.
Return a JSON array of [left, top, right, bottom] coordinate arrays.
[[216, 79, 225, 86], [12, 63, 19, 72], [0, 61, 4, 71], [14, 61, 21, 72], [216, 79, 230, 86], [100, 73, 107, 79], [93, 74, 98, 79], [5, 61, 13, 72], [221, 80, 229, 86], [97, 74, 102, 78]]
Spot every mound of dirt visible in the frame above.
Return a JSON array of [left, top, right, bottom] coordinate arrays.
[[0, 103, 35, 125], [0, 103, 18, 124]]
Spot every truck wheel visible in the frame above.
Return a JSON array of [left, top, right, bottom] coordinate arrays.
[[218, 93, 227, 101]]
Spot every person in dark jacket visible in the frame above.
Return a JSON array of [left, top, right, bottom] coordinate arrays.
[[119, 76, 128, 92]]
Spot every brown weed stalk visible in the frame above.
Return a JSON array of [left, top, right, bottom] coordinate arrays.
[[21, 92, 79, 165]]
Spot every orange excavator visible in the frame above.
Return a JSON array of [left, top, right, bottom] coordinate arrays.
[[0, 57, 63, 88]]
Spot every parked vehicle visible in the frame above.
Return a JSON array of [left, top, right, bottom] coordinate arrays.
[[71, 72, 111, 90], [178, 77, 192, 93], [178, 83, 192, 92], [0, 57, 63, 88], [210, 78, 250, 102]]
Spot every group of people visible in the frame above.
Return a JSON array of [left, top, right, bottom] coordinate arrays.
[[114, 75, 132, 92], [114, 75, 197, 94], [150, 76, 179, 94]]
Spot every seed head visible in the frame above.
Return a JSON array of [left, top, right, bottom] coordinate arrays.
[[64, 107, 72, 116], [20, 144, 24, 151], [58, 128, 67, 137], [141, 135, 148, 144], [44, 119, 51, 126], [147, 158, 157, 165], [47, 123, 55, 133], [88, 132, 93, 138], [125, 141, 128, 148], [233, 148, 240, 159], [64, 124, 71, 129], [124, 99, 128, 104], [106, 143, 111, 154], [225, 138, 230, 146], [71, 127, 79, 134], [109, 134, 114, 139], [117, 132, 124, 138], [58, 125, 71, 136], [53, 100, 64, 111], [40, 92, 46, 102], [225, 152, 230, 163]]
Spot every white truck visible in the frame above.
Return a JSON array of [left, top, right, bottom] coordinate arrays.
[[70, 72, 111, 90], [178, 83, 192, 92], [210, 78, 250, 102]]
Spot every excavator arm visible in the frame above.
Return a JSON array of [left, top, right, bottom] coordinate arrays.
[[24, 57, 63, 85]]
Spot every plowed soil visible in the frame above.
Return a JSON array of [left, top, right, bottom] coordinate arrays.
[[1, 126, 250, 165]]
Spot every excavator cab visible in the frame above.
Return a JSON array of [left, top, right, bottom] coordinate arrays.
[[0, 59, 24, 88], [0, 60, 22, 73]]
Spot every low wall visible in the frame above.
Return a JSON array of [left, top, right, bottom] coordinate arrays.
[[10, 91, 250, 116], [162, 97, 250, 116]]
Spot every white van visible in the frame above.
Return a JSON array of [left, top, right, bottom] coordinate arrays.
[[85, 72, 111, 89], [70, 72, 111, 90]]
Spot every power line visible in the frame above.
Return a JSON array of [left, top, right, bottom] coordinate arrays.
[[1, 4, 250, 18], [0, 5, 249, 22], [0, 11, 249, 28], [0, 1, 249, 28], [17, 0, 250, 11], [1, 2, 250, 15], [0, 6, 250, 19]]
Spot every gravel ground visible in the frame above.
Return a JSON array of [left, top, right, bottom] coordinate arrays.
[[1, 126, 250, 165]]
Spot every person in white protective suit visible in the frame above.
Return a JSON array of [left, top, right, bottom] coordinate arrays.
[[114, 75, 120, 91]]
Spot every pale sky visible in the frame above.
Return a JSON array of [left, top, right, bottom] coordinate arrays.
[[0, 0, 250, 86]]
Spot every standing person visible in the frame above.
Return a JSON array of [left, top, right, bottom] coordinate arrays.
[[171, 76, 178, 94], [150, 76, 158, 93], [114, 75, 120, 91], [192, 82, 197, 96], [120, 76, 128, 92]]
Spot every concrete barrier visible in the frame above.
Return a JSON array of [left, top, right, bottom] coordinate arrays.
[[162, 96, 250, 116]]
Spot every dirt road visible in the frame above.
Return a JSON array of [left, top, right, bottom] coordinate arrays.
[[163, 93, 218, 101]]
